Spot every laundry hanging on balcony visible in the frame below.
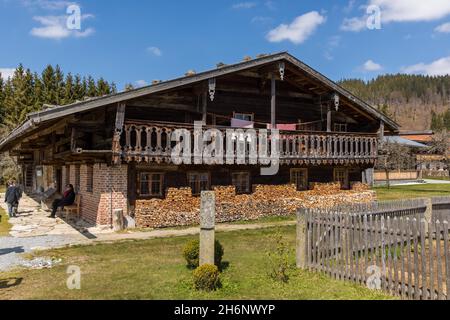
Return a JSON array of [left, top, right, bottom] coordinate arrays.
[[231, 118, 254, 129]]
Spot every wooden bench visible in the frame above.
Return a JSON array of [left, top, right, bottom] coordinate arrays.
[[63, 194, 81, 220]]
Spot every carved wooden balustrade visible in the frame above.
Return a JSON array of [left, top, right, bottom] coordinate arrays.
[[117, 122, 378, 165]]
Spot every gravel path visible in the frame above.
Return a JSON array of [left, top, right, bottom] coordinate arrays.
[[0, 235, 83, 271]]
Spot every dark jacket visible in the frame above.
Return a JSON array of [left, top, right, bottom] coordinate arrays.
[[60, 190, 76, 206], [5, 186, 21, 206]]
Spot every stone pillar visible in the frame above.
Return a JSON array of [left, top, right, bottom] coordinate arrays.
[[296, 209, 307, 269], [199, 191, 216, 266], [363, 168, 375, 187], [112, 209, 124, 232]]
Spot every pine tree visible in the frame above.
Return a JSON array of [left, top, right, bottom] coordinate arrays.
[[33, 72, 43, 111], [96, 77, 110, 96], [41, 65, 57, 105], [54, 65, 65, 105], [86, 76, 97, 97], [63, 73, 75, 104], [73, 74, 85, 101], [0, 74, 4, 124]]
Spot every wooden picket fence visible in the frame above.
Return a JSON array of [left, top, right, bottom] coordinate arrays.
[[297, 198, 450, 300]]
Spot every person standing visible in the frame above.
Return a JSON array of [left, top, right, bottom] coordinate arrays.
[[4, 180, 21, 218]]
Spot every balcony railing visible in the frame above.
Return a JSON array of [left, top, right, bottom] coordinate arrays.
[[117, 122, 378, 165]]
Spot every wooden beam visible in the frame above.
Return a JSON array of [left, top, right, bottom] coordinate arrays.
[[112, 103, 126, 165], [327, 108, 332, 132], [379, 121, 385, 141], [271, 73, 276, 127], [202, 91, 207, 125]]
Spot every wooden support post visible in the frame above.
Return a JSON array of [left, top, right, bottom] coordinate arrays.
[[327, 108, 332, 132], [112, 103, 126, 165], [202, 92, 207, 125], [296, 209, 307, 269], [200, 191, 216, 266], [271, 73, 276, 128], [379, 121, 385, 142], [424, 198, 433, 233]]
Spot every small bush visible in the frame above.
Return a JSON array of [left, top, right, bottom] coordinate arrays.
[[193, 264, 221, 291], [265, 231, 293, 283], [182, 240, 224, 269]]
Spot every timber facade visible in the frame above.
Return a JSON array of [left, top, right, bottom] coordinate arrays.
[[0, 53, 399, 226]]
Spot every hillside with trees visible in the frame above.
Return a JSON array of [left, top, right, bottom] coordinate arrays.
[[0, 65, 117, 136], [339, 74, 450, 131], [0, 65, 117, 182]]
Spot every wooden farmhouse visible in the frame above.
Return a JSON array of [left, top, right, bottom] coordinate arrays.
[[0, 52, 399, 226]]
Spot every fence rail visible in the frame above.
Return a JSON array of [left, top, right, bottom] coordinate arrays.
[[297, 197, 450, 300]]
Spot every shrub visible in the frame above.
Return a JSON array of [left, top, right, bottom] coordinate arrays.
[[182, 239, 224, 269], [265, 231, 293, 283], [193, 264, 221, 291]]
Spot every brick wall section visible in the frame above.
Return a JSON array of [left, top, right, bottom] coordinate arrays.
[[78, 163, 128, 226]]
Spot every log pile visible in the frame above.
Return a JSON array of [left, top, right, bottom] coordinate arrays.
[[135, 183, 376, 228], [351, 182, 371, 192]]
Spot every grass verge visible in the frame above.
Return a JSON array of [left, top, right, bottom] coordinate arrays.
[[0, 226, 393, 300]]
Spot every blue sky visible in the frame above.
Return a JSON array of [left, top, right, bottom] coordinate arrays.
[[1, 0, 450, 89]]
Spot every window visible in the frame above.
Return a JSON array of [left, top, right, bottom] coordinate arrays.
[[233, 112, 254, 122], [139, 173, 164, 197], [187, 172, 210, 196], [75, 165, 81, 193], [86, 165, 94, 193], [291, 169, 308, 191], [334, 168, 349, 189], [334, 123, 348, 132], [232, 172, 251, 194]]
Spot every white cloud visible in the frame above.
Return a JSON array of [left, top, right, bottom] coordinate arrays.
[[341, 16, 367, 32], [135, 80, 148, 88], [435, 22, 450, 33], [402, 56, 450, 76], [363, 60, 383, 71], [30, 14, 94, 39], [0, 68, 16, 80], [251, 16, 273, 24], [20, 0, 74, 10], [147, 46, 162, 57], [342, 0, 450, 32], [232, 2, 257, 9], [266, 11, 326, 45]]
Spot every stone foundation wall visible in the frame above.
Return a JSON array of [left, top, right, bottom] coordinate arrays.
[[135, 183, 376, 228]]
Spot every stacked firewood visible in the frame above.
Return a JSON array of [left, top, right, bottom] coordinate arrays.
[[309, 182, 342, 195], [351, 182, 371, 192], [135, 183, 376, 229]]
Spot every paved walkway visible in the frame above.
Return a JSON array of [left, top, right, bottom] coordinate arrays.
[[0, 193, 295, 271]]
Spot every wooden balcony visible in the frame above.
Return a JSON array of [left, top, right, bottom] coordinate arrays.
[[117, 122, 378, 165]]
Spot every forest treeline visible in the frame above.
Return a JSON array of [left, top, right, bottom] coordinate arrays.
[[0, 64, 117, 134], [339, 74, 450, 131], [1, 66, 450, 134]]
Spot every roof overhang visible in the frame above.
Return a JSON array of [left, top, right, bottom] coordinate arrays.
[[0, 52, 400, 152]]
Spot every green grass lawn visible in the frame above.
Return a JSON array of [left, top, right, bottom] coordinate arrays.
[[0, 207, 12, 237], [374, 184, 450, 201], [0, 226, 392, 300]]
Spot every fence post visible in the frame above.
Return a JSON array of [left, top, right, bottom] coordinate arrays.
[[424, 198, 433, 233], [297, 209, 307, 269], [200, 191, 216, 266]]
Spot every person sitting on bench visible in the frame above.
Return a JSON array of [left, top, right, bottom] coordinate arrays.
[[49, 184, 76, 218]]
